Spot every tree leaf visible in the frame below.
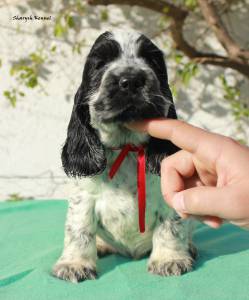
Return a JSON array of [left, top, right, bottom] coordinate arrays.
[[26, 77, 38, 88], [66, 15, 75, 28]]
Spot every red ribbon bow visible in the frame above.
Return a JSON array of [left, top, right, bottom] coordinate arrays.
[[108, 144, 146, 233]]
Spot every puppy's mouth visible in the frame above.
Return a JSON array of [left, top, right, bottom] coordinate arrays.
[[94, 95, 169, 124], [110, 105, 164, 123]]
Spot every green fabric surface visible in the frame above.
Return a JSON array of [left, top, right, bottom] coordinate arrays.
[[0, 200, 249, 300]]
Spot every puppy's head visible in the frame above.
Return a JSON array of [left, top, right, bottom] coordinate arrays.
[[62, 31, 178, 177]]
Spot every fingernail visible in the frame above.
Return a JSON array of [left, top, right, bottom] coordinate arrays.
[[203, 220, 221, 229], [176, 211, 188, 219], [172, 193, 185, 212]]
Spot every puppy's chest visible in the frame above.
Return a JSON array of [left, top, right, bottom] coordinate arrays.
[[94, 153, 167, 251]]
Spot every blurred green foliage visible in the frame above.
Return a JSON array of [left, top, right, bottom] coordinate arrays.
[[54, 0, 85, 37], [3, 1, 87, 106], [177, 62, 199, 86], [183, 0, 198, 10], [4, 50, 46, 106], [100, 8, 109, 22], [220, 75, 249, 120]]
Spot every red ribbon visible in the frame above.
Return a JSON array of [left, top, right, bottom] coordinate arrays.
[[108, 144, 146, 233]]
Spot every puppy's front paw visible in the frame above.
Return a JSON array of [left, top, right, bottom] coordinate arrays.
[[52, 262, 97, 283], [148, 256, 193, 277]]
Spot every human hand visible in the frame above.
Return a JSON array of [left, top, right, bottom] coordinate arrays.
[[127, 119, 249, 229]]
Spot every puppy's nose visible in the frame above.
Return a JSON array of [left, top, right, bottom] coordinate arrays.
[[119, 77, 130, 90], [119, 71, 146, 93]]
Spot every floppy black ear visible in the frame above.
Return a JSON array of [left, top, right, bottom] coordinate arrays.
[[146, 98, 179, 175], [61, 87, 106, 177], [146, 60, 179, 175]]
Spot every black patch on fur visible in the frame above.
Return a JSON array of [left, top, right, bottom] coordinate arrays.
[[138, 34, 179, 175], [146, 139, 179, 175], [158, 215, 164, 223], [188, 243, 198, 260], [82, 31, 121, 94], [172, 214, 182, 221], [97, 250, 112, 258], [137, 34, 169, 92]]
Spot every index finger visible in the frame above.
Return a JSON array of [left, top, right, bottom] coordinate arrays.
[[126, 119, 221, 155], [127, 119, 225, 167]]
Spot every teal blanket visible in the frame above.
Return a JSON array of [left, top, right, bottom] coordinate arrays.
[[0, 200, 249, 300]]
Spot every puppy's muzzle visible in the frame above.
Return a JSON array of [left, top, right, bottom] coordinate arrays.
[[93, 65, 167, 123], [94, 67, 149, 120]]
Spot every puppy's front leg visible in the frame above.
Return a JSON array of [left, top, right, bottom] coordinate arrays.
[[52, 193, 97, 283], [148, 214, 197, 276]]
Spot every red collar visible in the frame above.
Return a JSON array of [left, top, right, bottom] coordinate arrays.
[[108, 144, 146, 233]]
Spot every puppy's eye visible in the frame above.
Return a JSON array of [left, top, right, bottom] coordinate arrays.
[[95, 59, 105, 70]]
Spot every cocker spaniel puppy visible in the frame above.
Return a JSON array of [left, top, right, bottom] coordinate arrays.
[[52, 30, 197, 283]]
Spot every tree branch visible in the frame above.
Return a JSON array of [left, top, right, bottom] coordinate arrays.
[[197, 0, 249, 61], [88, 0, 249, 78], [88, 0, 188, 17], [193, 55, 249, 77]]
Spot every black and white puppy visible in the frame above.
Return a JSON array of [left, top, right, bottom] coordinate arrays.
[[53, 30, 197, 283]]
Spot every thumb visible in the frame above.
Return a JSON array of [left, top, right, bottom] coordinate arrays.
[[172, 186, 229, 219]]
